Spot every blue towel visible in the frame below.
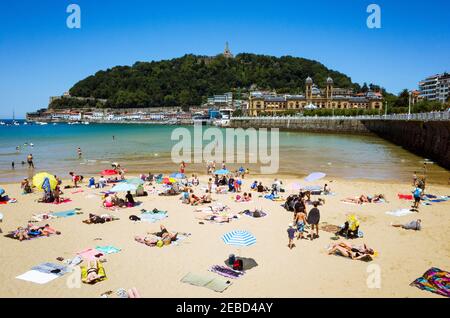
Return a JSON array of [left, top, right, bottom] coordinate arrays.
[[95, 245, 121, 254], [140, 212, 167, 223], [52, 210, 77, 218]]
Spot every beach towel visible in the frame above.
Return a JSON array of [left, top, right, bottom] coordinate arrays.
[[16, 270, 60, 285], [31, 263, 69, 276], [140, 212, 168, 223], [398, 194, 413, 200], [52, 210, 78, 218], [95, 245, 121, 255], [385, 209, 414, 217], [209, 265, 244, 279], [410, 267, 450, 298], [181, 272, 232, 293], [16, 263, 69, 284], [77, 248, 104, 260], [52, 199, 72, 205]]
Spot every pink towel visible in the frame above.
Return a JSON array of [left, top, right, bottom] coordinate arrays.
[[77, 248, 104, 260]]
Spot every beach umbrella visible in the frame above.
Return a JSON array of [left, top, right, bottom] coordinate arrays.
[[162, 177, 176, 184], [0, 188, 5, 196], [110, 183, 137, 193], [32, 172, 57, 191], [304, 172, 326, 182], [101, 169, 118, 176], [222, 230, 256, 247], [170, 172, 185, 179], [126, 178, 145, 186], [215, 169, 230, 175]]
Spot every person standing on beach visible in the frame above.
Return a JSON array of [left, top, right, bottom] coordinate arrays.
[[307, 202, 321, 240], [180, 161, 186, 174], [27, 154, 34, 169], [412, 185, 422, 211], [207, 178, 212, 193], [294, 211, 307, 240], [287, 223, 296, 249], [11, 161, 15, 170]]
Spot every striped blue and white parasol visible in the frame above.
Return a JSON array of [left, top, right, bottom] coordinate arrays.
[[222, 230, 256, 247]]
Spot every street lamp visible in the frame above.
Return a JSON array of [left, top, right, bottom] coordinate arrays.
[[408, 91, 412, 119], [385, 100, 388, 117]]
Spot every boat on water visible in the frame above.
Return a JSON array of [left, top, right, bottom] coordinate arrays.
[[213, 109, 233, 127], [0, 121, 5, 126]]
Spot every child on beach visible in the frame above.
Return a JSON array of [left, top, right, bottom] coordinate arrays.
[[287, 223, 296, 249], [294, 211, 307, 239]]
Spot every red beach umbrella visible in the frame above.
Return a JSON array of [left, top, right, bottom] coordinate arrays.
[[101, 169, 118, 176]]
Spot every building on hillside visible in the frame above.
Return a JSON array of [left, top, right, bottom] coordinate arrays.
[[419, 73, 450, 103], [247, 77, 383, 116], [223, 42, 233, 58]]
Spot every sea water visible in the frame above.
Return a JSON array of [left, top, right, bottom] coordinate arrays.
[[0, 121, 448, 184]]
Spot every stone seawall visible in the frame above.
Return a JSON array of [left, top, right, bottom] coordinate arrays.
[[230, 117, 450, 169], [362, 120, 450, 170], [229, 118, 371, 134]]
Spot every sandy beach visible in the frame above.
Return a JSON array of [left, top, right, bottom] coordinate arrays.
[[0, 174, 449, 298]]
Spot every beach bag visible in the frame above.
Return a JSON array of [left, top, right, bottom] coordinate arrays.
[[228, 254, 236, 265], [233, 259, 243, 271], [156, 240, 164, 248]]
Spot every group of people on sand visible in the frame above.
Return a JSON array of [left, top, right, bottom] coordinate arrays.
[[14, 223, 60, 241], [287, 192, 322, 249], [103, 191, 136, 208]]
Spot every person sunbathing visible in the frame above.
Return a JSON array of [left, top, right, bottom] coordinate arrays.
[[21, 178, 32, 194], [83, 213, 115, 224], [392, 219, 421, 231], [40, 224, 60, 236], [328, 242, 375, 261], [155, 225, 178, 243], [135, 225, 178, 246], [85, 260, 103, 283], [14, 227, 30, 241]]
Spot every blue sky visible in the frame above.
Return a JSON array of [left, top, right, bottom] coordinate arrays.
[[0, 0, 449, 118]]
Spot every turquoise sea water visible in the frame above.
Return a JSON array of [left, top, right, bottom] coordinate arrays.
[[0, 120, 448, 184]]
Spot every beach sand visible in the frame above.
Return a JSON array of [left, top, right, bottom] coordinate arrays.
[[0, 175, 449, 298]]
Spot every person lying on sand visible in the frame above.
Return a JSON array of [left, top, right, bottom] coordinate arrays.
[[40, 224, 60, 236], [135, 225, 178, 246], [328, 242, 375, 261], [14, 227, 30, 241], [342, 194, 386, 204], [85, 260, 103, 284], [392, 219, 421, 231], [83, 213, 116, 224]]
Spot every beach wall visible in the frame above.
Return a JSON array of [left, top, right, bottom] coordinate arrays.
[[229, 117, 371, 133], [230, 117, 450, 169], [362, 120, 450, 170]]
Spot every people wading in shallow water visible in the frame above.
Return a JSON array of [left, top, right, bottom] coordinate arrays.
[[77, 147, 82, 159], [27, 154, 34, 169]]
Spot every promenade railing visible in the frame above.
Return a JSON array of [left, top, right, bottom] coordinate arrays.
[[232, 111, 450, 121]]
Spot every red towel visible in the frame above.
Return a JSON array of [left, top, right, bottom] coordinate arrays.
[[398, 194, 413, 200]]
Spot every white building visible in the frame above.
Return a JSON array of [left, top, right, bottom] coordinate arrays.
[[419, 73, 450, 103]]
